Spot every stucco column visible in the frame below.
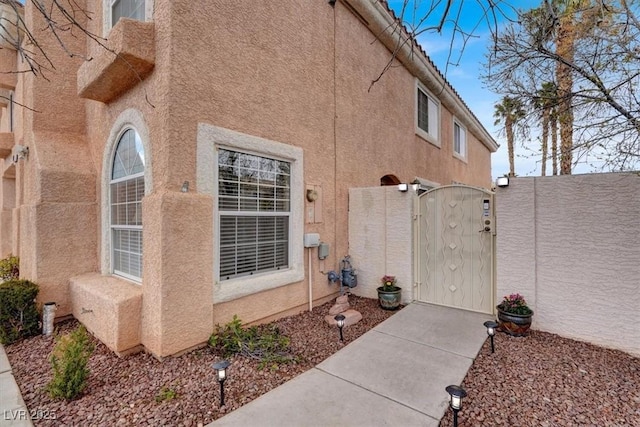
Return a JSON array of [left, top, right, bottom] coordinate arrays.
[[141, 190, 214, 357], [18, 134, 97, 316]]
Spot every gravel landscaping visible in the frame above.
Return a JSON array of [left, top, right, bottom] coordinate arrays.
[[6, 297, 640, 426], [5, 296, 398, 426], [441, 330, 640, 426]]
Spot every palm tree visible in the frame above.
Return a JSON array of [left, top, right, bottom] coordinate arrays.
[[550, 98, 559, 175], [552, 0, 604, 174], [554, 1, 577, 175], [535, 82, 559, 176], [494, 96, 526, 177]]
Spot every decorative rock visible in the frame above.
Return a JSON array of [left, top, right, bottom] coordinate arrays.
[[328, 295, 351, 315], [329, 302, 350, 315], [324, 309, 362, 327]]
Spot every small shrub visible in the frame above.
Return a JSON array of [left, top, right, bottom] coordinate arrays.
[[0, 254, 19, 282], [209, 315, 296, 369], [0, 279, 39, 345], [155, 386, 178, 403], [46, 325, 95, 400]]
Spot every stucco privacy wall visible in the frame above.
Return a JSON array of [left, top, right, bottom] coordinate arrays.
[[349, 186, 414, 304], [496, 173, 640, 356]]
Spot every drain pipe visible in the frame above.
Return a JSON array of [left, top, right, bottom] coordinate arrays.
[[42, 302, 57, 335], [308, 249, 313, 312]]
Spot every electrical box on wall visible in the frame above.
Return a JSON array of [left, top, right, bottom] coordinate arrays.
[[303, 233, 320, 248], [318, 242, 329, 259]]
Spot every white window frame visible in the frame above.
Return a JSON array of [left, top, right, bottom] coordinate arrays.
[[103, 0, 154, 35], [197, 123, 304, 304], [453, 118, 467, 162], [110, 130, 144, 281], [101, 109, 152, 281], [415, 80, 440, 147], [217, 149, 291, 280]]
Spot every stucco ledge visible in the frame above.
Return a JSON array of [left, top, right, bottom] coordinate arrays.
[[77, 18, 155, 103], [69, 273, 142, 354]]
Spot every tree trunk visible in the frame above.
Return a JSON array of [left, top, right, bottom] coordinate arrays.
[[541, 109, 549, 176], [506, 116, 515, 177], [556, 9, 576, 175], [550, 110, 558, 175]]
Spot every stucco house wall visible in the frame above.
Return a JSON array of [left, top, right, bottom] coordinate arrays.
[[496, 173, 640, 357], [0, 0, 496, 357]]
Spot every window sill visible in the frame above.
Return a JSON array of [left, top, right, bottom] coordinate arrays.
[[77, 19, 155, 103], [453, 152, 468, 163], [415, 129, 440, 148], [214, 267, 304, 304]]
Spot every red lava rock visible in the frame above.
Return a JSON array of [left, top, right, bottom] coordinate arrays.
[[6, 296, 399, 426], [7, 301, 640, 426]]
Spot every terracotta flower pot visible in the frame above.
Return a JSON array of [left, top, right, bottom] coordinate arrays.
[[496, 306, 533, 336]]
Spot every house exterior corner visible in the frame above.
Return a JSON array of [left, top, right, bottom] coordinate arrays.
[[0, 0, 495, 357]]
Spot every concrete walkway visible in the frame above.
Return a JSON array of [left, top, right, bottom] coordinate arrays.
[[210, 302, 493, 427], [0, 343, 33, 426]]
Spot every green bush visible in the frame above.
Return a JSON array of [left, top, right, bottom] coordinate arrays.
[[155, 386, 178, 403], [0, 279, 39, 345], [46, 325, 94, 400], [0, 254, 19, 282], [209, 315, 296, 369]]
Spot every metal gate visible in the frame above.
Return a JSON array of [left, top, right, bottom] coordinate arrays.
[[414, 185, 495, 314]]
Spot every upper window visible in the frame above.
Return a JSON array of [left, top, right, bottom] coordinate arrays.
[[218, 149, 291, 280], [112, 0, 145, 25], [110, 128, 145, 281], [416, 82, 440, 145], [453, 120, 467, 160]]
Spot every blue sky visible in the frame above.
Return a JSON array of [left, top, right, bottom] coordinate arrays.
[[387, 0, 556, 179]]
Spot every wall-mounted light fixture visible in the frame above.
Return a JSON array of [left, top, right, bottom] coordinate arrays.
[[397, 183, 409, 192], [496, 176, 509, 188], [181, 181, 189, 193], [306, 188, 318, 202], [11, 145, 28, 163]]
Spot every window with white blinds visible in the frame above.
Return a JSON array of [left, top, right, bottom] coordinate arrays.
[[416, 84, 440, 145], [111, 0, 145, 26], [218, 149, 290, 280], [454, 120, 467, 159], [110, 128, 145, 281]]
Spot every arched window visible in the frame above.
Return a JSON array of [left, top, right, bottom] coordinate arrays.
[[110, 128, 145, 281]]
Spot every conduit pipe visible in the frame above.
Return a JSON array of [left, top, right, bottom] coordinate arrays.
[[308, 249, 313, 312]]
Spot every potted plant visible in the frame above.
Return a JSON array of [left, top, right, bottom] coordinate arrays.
[[377, 275, 402, 310], [496, 293, 533, 336]]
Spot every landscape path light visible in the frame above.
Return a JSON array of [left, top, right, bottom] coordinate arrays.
[[484, 320, 499, 353], [445, 384, 467, 427], [212, 360, 231, 407], [334, 314, 346, 342]]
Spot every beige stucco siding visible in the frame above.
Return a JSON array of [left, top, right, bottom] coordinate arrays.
[[1, 0, 495, 357]]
